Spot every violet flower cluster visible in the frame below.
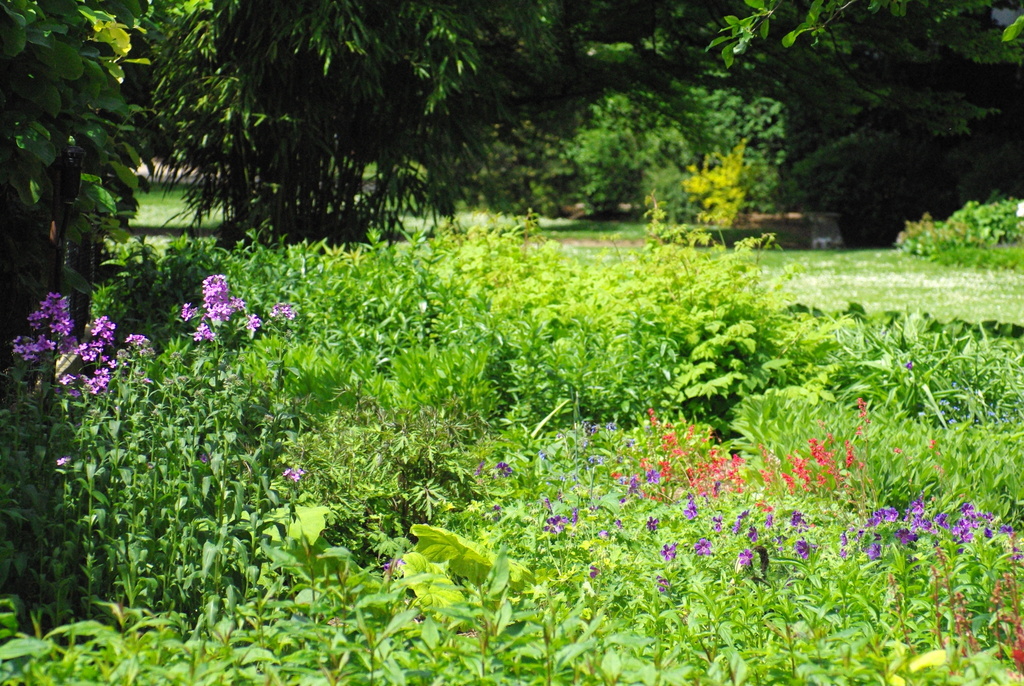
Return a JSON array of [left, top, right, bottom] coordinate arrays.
[[181, 274, 295, 341], [12, 293, 152, 396]]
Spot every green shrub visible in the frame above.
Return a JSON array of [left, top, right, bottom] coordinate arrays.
[[930, 246, 1024, 271], [286, 399, 494, 564], [898, 198, 1024, 257], [731, 389, 1024, 522], [439, 214, 834, 430], [826, 312, 1024, 428]]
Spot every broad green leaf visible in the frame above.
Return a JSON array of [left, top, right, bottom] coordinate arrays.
[[1004, 15, 1024, 42], [0, 637, 52, 660], [11, 172, 42, 205], [287, 505, 330, 545], [908, 650, 946, 672], [721, 43, 734, 68], [83, 182, 117, 213], [0, 18, 26, 57], [411, 524, 494, 585], [39, 40, 83, 80], [401, 552, 465, 608]]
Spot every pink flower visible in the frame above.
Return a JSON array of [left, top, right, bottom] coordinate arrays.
[[181, 303, 198, 321]]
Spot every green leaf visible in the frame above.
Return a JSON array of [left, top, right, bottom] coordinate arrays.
[[400, 552, 465, 608], [83, 182, 117, 213], [0, 637, 52, 660], [781, 29, 800, 48], [39, 40, 84, 80], [1003, 15, 1024, 42], [62, 264, 93, 295], [411, 524, 494, 586], [287, 505, 330, 544], [721, 43, 734, 68], [0, 15, 27, 57], [743, 0, 765, 8], [11, 173, 42, 205]]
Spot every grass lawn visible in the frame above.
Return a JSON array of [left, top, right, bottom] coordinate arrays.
[[130, 183, 222, 233], [756, 248, 1024, 325]]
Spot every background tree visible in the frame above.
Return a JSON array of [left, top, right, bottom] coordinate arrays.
[[150, 0, 729, 243], [710, 0, 1024, 244]]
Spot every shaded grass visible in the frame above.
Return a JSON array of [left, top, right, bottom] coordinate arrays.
[[130, 183, 222, 234]]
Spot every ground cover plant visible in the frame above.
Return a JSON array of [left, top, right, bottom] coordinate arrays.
[[5, 214, 1024, 683]]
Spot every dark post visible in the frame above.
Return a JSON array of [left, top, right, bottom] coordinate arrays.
[[48, 145, 86, 294]]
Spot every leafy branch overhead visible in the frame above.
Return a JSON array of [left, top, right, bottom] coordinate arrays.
[[713, 0, 1024, 67]]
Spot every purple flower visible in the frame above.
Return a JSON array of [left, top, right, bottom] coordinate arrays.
[[615, 519, 623, 529], [738, 549, 753, 566], [270, 303, 296, 320], [683, 495, 698, 520], [544, 516, 568, 534], [283, 467, 306, 482], [794, 539, 811, 560], [748, 526, 759, 543], [764, 513, 774, 529], [712, 515, 723, 533], [694, 538, 712, 556], [905, 361, 913, 370], [732, 510, 750, 535], [246, 314, 262, 332], [83, 367, 112, 395], [895, 528, 918, 545], [866, 543, 881, 560], [598, 530, 609, 539], [1001, 525, 1015, 535], [202, 275, 245, 323], [661, 543, 677, 562], [589, 565, 600, 579], [647, 517, 659, 533], [181, 303, 198, 321], [12, 334, 56, 362], [382, 558, 406, 575], [193, 323, 215, 342], [198, 454, 209, 464], [790, 511, 807, 530], [56, 456, 71, 467], [628, 475, 641, 495], [935, 513, 950, 529], [494, 462, 513, 477], [656, 575, 670, 593]]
